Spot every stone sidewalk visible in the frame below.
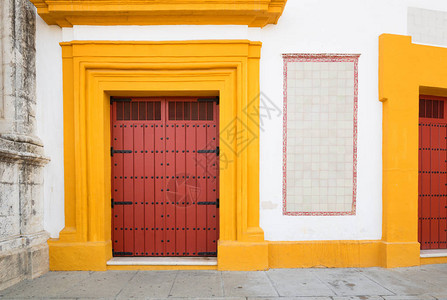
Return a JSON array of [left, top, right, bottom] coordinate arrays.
[[1, 264, 447, 299]]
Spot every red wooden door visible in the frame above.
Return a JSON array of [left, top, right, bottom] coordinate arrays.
[[419, 95, 447, 250], [111, 97, 219, 257]]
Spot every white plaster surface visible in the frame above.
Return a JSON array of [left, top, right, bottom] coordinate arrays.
[[35, 15, 64, 238], [35, 0, 447, 240]]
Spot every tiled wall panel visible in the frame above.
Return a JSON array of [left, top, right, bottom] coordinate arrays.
[[408, 7, 447, 47], [283, 54, 359, 215]]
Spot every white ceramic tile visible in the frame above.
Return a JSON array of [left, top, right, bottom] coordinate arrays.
[[286, 59, 355, 213]]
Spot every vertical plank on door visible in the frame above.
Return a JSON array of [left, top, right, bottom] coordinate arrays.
[[154, 123, 165, 255], [421, 123, 431, 250], [123, 123, 135, 255], [440, 125, 447, 248], [165, 122, 176, 255], [186, 123, 197, 256], [134, 123, 145, 255], [112, 120, 124, 253], [206, 119, 217, 253], [430, 124, 440, 249], [144, 123, 156, 255], [196, 123, 208, 255], [175, 122, 187, 256]]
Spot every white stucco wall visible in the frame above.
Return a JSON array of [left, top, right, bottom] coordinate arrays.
[[36, 0, 447, 240], [35, 16, 64, 238]]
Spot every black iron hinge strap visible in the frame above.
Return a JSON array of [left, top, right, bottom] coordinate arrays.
[[111, 147, 132, 157], [197, 198, 219, 208], [111, 198, 133, 208], [197, 252, 217, 256], [113, 251, 133, 256], [197, 147, 219, 156]]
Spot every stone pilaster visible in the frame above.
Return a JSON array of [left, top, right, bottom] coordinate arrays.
[[0, 0, 49, 291]]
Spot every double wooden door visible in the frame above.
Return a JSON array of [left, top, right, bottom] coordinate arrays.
[[111, 97, 219, 256]]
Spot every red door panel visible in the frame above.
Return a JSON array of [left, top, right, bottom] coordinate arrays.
[[111, 97, 219, 257], [419, 95, 447, 250]]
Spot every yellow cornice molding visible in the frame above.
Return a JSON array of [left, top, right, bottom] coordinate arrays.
[[30, 0, 287, 28]]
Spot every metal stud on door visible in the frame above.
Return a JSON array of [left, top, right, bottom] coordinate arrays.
[[111, 97, 219, 257]]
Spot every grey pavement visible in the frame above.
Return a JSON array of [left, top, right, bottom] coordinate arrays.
[[1, 265, 447, 300]]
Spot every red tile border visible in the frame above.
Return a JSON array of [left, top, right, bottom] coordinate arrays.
[[282, 53, 360, 216]]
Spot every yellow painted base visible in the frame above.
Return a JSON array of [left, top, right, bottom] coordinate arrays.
[[217, 241, 269, 271], [269, 241, 381, 268], [48, 238, 443, 270], [380, 242, 420, 268], [48, 239, 112, 271], [269, 241, 420, 269]]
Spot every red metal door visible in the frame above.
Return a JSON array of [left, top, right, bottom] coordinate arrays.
[[111, 97, 219, 257], [419, 95, 447, 250]]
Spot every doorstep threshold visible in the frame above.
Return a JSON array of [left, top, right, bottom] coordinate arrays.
[[107, 257, 217, 266], [420, 249, 447, 258]]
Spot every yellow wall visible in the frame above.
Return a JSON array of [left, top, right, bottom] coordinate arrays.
[[379, 34, 447, 268]]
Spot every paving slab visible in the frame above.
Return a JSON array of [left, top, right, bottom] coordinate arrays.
[[1, 265, 447, 299], [116, 270, 177, 299], [62, 271, 136, 298], [247, 297, 333, 300], [358, 267, 430, 295], [391, 267, 447, 295], [332, 297, 384, 300], [169, 270, 223, 298], [382, 296, 436, 299], [222, 271, 277, 297], [0, 298, 79, 300], [0, 271, 91, 299], [266, 269, 335, 297], [312, 268, 394, 296]]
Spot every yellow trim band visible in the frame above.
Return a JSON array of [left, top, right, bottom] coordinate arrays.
[[29, 0, 287, 28]]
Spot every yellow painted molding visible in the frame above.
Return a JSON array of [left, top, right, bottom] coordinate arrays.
[[29, 0, 287, 28], [53, 40, 264, 270], [379, 33, 447, 267], [48, 239, 112, 271], [379, 242, 420, 268]]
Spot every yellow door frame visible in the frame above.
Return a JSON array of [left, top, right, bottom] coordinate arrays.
[[49, 40, 268, 271], [380, 34, 447, 267]]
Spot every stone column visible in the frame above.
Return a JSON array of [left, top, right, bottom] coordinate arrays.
[[0, 0, 49, 290]]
